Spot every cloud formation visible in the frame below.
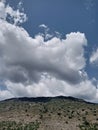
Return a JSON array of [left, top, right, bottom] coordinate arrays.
[[90, 49, 98, 65], [0, 1, 98, 102], [0, 0, 27, 25]]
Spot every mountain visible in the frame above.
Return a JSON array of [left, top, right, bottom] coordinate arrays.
[[0, 96, 98, 130]]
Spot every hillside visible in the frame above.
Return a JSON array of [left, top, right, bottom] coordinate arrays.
[[0, 96, 98, 130]]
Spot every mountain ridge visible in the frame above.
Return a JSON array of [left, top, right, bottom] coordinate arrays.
[[0, 96, 98, 130], [2, 95, 95, 104]]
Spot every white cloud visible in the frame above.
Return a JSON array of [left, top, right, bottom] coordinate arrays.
[[0, 0, 6, 19], [90, 49, 98, 65], [39, 24, 53, 40], [39, 24, 48, 29], [0, 0, 98, 103], [3, 74, 98, 103], [0, 90, 13, 101], [0, 0, 27, 25], [0, 20, 87, 84]]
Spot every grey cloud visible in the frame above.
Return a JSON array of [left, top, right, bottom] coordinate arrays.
[[1, 0, 98, 103], [0, 20, 87, 85]]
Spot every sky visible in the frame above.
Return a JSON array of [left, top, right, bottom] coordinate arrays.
[[0, 0, 98, 103]]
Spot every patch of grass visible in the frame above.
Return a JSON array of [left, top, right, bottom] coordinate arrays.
[[79, 122, 98, 130], [0, 121, 40, 130]]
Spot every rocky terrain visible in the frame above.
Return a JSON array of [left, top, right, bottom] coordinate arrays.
[[0, 96, 98, 130]]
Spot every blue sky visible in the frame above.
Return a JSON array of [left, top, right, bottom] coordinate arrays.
[[8, 0, 97, 41], [0, 0, 98, 102], [7, 0, 98, 78]]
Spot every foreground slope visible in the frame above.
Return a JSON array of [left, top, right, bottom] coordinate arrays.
[[0, 96, 98, 130]]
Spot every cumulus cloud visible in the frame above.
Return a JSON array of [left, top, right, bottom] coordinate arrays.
[[0, 0, 98, 102], [0, 0, 27, 25], [3, 75, 98, 103], [0, 20, 87, 84]]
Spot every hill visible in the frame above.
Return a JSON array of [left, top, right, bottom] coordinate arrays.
[[0, 96, 98, 130]]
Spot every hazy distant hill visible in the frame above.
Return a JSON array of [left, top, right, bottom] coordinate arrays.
[[0, 96, 98, 130]]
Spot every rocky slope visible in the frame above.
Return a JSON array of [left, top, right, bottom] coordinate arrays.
[[0, 96, 98, 130]]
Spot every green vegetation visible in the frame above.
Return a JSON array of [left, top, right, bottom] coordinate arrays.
[[0, 97, 98, 130], [0, 121, 40, 130], [79, 122, 98, 130]]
